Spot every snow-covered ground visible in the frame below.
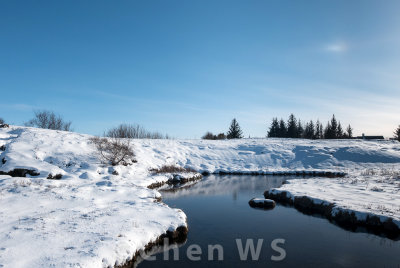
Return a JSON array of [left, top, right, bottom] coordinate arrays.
[[1, 125, 400, 267], [267, 171, 400, 228], [133, 135, 400, 174], [0, 126, 187, 267]]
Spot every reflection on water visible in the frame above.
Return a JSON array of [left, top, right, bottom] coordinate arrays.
[[160, 175, 289, 199], [140, 175, 400, 268]]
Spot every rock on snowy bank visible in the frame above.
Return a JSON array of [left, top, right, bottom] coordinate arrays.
[[0, 126, 189, 267], [264, 176, 400, 239], [147, 172, 203, 189]]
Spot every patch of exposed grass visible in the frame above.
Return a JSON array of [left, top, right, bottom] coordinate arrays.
[[149, 165, 196, 174], [361, 168, 400, 178]]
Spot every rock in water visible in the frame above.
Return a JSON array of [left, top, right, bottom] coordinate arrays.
[[249, 198, 276, 209]]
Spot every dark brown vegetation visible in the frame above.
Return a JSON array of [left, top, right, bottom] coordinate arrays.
[[149, 165, 196, 174], [202, 132, 226, 140], [147, 165, 201, 189], [47, 173, 63, 180], [106, 124, 168, 139], [25, 110, 72, 131], [0, 117, 9, 128], [90, 136, 136, 166]]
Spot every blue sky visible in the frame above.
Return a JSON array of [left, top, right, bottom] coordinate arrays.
[[1, 0, 399, 138]]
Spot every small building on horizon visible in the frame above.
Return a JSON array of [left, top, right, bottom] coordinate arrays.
[[355, 133, 385, 140]]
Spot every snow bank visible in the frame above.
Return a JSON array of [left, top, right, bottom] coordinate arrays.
[[266, 174, 400, 231], [1, 126, 400, 266], [0, 127, 186, 267]]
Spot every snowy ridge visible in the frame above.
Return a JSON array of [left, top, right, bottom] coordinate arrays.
[[2, 126, 400, 178], [1, 126, 400, 266], [132, 137, 400, 174]]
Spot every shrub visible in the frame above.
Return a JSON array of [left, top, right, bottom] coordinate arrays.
[[202, 132, 216, 140], [216, 133, 226, 139], [0, 118, 4, 124], [149, 165, 196, 174], [25, 110, 72, 131], [105, 124, 167, 139], [90, 136, 136, 166], [202, 132, 226, 140]]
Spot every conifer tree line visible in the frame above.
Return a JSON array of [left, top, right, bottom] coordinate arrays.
[[268, 114, 353, 139], [2, 110, 400, 141]]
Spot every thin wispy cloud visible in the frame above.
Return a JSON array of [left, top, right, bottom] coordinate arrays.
[[3, 104, 38, 111], [324, 42, 348, 53]]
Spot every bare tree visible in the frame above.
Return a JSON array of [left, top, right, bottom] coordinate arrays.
[[25, 110, 72, 131], [105, 124, 166, 139], [90, 136, 136, 166]]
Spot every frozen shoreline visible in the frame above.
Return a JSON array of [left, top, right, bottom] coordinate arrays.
[[1, 126, 400, 266], [265, 172, 400, 239]]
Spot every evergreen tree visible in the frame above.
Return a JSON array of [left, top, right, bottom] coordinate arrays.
[[227, 118, 243, 139], [277, 119, 287, 138], [346, 124, 353, 138], [310, 120, 316, 139], [337, 122, 344, 138], [267, 118, 279, 137], [324, 121, 333, 139], [304, 120, 315, 139], [315, 120, 323, 139], [394, 125, 400, 142], [324, 115, 339, 139], [297, 119, 304, 138], [287, 114, 298, 138], [330, 114, 338, 138], [264, 114, 353, 140]]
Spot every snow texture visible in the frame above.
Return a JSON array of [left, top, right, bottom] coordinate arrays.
[[0, 127, 186, 267], [269, 174, 400, 227], [1, 126, 400, 267], [251, 198, 275, 204]]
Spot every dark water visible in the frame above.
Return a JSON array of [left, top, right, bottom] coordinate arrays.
[[139, 175, 400, 268]]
